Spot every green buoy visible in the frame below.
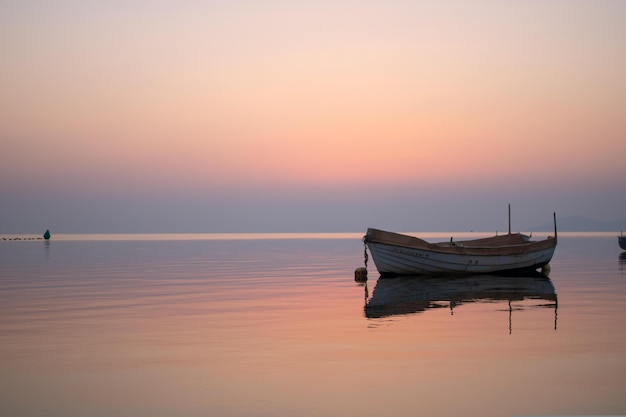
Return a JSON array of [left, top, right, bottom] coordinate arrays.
[[43, 229, 51, 240]]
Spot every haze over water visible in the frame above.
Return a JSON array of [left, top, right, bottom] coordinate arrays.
[[1, 232, 625, 417]]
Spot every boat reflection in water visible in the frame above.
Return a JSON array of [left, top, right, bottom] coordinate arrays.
[[364, 272, 558, 333]]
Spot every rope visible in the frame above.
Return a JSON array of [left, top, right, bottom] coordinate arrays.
[[362, 235, 369, 268]]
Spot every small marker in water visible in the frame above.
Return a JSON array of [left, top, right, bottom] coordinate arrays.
[[354, 267, 368, 282]]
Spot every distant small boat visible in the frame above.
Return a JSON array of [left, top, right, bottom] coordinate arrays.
[[619, 231, 626, 250], [43, 229, 51, 240], [364, 208, 557, 276]]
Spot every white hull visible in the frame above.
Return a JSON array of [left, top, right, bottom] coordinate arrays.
[[367, 241, 555, 275]]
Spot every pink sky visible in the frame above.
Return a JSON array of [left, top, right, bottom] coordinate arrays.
[[1, 1, 625, 232]]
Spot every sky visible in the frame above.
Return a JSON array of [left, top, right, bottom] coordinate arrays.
[[1, 0, 625, 233]]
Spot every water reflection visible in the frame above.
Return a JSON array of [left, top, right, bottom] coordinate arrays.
[[364, 273, 558, 332], [620, 252, 626, 271]]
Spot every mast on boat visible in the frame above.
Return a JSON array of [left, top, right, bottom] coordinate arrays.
[[508, 204, 511, 235]]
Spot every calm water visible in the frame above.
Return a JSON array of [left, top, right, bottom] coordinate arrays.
[[1, 232, 625, 417]]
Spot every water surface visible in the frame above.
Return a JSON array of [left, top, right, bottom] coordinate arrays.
[[1, 232, 625, 417]]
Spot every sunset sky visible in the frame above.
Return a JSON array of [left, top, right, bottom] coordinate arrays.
[[2, 1, 625, 233]]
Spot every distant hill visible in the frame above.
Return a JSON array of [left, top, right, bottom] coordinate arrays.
[[531, 216, 626, 232]]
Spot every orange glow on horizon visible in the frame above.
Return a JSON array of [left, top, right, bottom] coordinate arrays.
[[1, 1, 625, 196]]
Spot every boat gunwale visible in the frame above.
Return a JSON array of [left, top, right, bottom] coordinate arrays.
[[365, 228, 557, 257]]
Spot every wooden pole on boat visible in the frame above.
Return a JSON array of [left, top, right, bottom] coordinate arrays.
[[508, 204, 511, 235], [553, 212, 558, 239]]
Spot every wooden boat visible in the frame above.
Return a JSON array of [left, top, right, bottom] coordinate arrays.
[[619, 231, 626, 250], [364, 211, 557, 276]]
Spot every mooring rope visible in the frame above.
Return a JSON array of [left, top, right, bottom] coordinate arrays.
[[362, 235, 369, 268]]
